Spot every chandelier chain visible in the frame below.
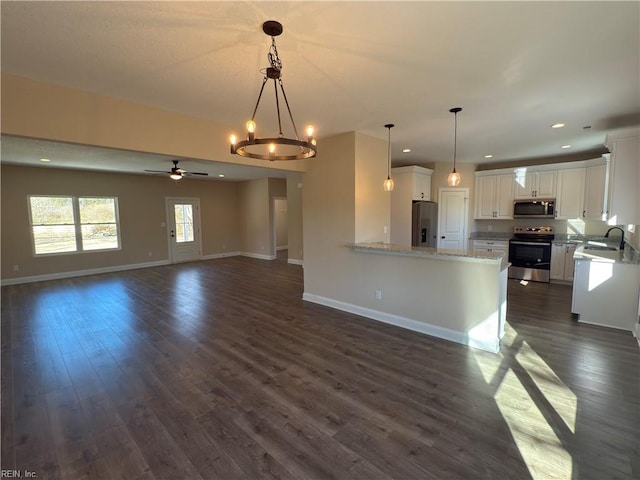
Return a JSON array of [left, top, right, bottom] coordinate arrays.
[[268, 37, 283, 73]]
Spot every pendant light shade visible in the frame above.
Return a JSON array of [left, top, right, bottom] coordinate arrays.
[[447, 107, 462, 187], [384, 123, 395, 192]]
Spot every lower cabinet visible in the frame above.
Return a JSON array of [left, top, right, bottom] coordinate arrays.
[[551, 243, 577, 282], [472, 239, 508, 257]]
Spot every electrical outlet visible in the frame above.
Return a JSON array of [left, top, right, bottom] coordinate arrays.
[[487, 224, 493, 232], [383, 225, 388, 234], [375, 290, 382, 300], [148, 252, 152, 257], [13, 265, 19, 272]]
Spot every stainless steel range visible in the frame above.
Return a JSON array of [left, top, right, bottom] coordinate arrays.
[[508, 226, 554, 283]]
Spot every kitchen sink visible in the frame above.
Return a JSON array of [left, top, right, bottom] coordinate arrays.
[[584, 245, 618, 251]]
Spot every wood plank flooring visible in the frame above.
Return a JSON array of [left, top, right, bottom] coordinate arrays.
[[2, 255, 638, 479]]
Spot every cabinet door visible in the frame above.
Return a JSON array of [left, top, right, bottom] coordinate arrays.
[[607, 135, 639, 225], [536, 171, 557, 198], [550, 243, 566, 280], [584, 163, 607, 220], [513, 171, 535, 198], [412, 173, 431, 200], [495, 174, 514, 219], [564, 244, 577, 281], [556, 168, 585, 219], [474, 175, 497, 219]]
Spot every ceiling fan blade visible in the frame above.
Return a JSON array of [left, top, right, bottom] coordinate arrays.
[[184, 172, 208, 176], [144, 169, 171, 173]]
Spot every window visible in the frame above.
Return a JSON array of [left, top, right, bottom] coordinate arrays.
[[29, 196, 120, 255], [174, 204, 194, 243]]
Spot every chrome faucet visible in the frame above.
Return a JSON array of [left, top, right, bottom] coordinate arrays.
[[604, 226, 625, 250]]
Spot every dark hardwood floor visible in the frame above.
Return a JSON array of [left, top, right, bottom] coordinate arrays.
[[2, 255, 638, 479]]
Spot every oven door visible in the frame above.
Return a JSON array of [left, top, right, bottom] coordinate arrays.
[[508, 240, 552, 282]]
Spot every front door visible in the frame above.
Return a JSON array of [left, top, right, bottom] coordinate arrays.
[[438, 188, 469, 250], [166, 198, 202, 263]]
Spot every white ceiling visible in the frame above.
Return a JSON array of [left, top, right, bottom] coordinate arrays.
[[1, 1, 639, 180]]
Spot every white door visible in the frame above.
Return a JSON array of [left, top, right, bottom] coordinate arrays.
[[438, 188, 469, 250], [166, 198, 202, 263]]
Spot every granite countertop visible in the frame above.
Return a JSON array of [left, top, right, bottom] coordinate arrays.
[[573, 242, 640, 265], [349, 242, 509, 269]]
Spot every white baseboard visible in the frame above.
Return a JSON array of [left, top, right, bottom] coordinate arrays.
[[302, 292, 499, 353], [287, 258, 303, 266], [239, 252, 277, 261], [276, 246, 289, 251], [1, 259, 171, 286], [201, 251, 240, 260]]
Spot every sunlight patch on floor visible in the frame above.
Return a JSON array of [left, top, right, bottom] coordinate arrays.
[[495, 369, 573, 479], [516, 341, 577, 434]]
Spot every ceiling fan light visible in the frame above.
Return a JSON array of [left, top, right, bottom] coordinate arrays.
[[170, 173, 183, 180]]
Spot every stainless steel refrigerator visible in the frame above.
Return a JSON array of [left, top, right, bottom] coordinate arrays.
[[411, 201, 438, 248]]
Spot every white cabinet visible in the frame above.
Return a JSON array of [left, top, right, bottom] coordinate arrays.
[[583, 161, 608, 220], [412, 172, 431, 200], [555, 168, 585, 219], [472, 239, 509, 256], [474, 173, 514, 219], [572, 258, 640, 332], [514, 169, 557, 199], [605, 131, 639, 225], [551, 243, 577, 282]]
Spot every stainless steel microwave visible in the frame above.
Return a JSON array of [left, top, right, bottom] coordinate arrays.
[[513, 199, 555, 218]]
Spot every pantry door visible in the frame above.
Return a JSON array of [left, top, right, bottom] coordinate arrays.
[[166, 198, 202, 263], [437, 188, 469, 250]]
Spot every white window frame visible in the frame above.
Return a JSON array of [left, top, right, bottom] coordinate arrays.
[[28, 195, 122, 256]]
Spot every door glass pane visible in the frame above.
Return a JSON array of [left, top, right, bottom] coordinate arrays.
[[174, 204, 194, 243]]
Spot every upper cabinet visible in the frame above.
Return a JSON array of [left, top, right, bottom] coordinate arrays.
[[605, 131, 639, 226], [475, 173, 514, 219], [513, 169, 557, 199], [555, 168, 585, 220], [583, 159, 609, 221], [475, 157, 612, 221]]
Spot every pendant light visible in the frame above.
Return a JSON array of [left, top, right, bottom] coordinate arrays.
[[383, 123, 395, 192], [447, 107, 462, 187]]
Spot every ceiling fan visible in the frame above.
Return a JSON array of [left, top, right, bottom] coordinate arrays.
[[144, 160, 208, 180]]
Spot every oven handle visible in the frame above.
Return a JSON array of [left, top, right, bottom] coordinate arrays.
[[510, 241, 552, 247]]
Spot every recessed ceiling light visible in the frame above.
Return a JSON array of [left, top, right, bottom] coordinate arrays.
[[484, 154, 493, 158], [551, 123, 566, 129], [561, 144, 572, 149], [402, 148, 411, 153], [218, 174, 225, 178], [39, 158, 51, 162]]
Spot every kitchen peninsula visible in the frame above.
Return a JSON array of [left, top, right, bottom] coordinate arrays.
[[321, 242, 509, 353]]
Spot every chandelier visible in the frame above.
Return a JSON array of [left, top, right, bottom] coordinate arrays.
[[229, 21, 317, 161]]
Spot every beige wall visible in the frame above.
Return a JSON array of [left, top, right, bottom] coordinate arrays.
[[355, 132, 391, 243], [303, 132, 357, 295], [1, 164, 239, 280], [286, 174, 304, 263], [237, 178, 271, 257], [1, 73, 308, 173]]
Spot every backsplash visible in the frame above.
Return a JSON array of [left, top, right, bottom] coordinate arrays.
[[473, 219, 639, 248]]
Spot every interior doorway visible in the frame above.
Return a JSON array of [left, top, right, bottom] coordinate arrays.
[[166, 197, 202, 263], [273, 197, 288, 260]]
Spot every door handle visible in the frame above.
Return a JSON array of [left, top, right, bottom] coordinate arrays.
[[441, 236, 446, 239]]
